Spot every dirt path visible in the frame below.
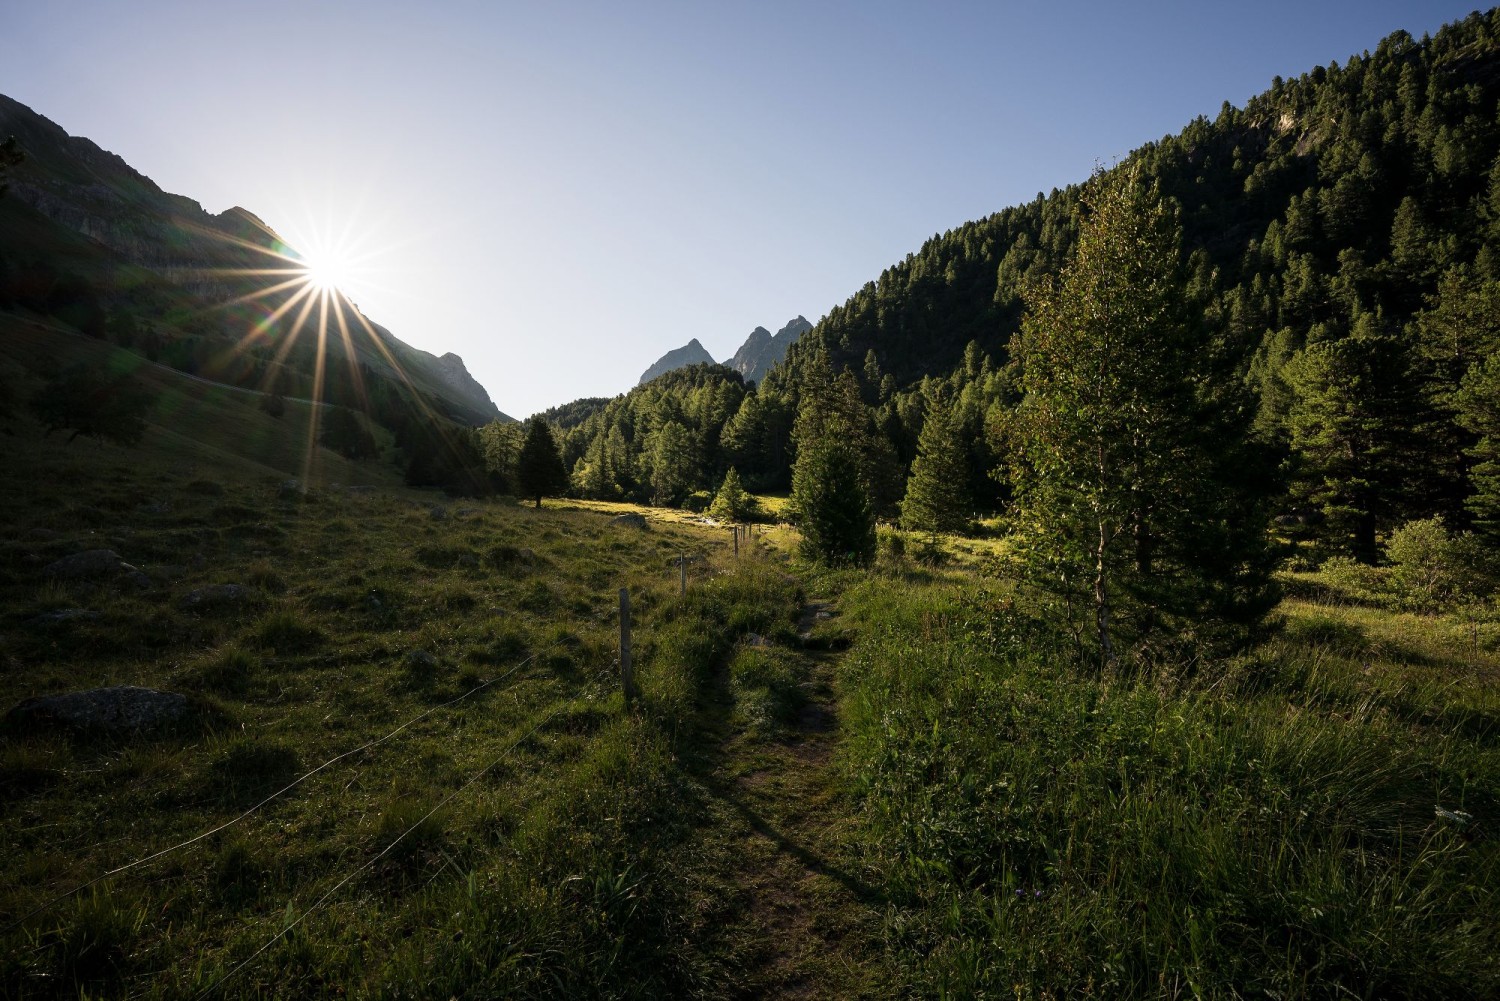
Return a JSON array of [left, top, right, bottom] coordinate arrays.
[[696, 597, 890, 998]]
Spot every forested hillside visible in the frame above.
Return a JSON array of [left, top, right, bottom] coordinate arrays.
[[548, 11, 1500, 557]]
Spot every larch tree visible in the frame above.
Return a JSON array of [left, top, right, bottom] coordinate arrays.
[[1004, 165, 1274, 662]]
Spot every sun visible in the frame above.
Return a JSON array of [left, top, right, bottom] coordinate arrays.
[[299, 248, 355, 294]]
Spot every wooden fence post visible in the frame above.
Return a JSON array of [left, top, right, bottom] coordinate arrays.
[[618, 588, 636, 706], [679, 556, 686, 596], [733, 525, 739, 558]]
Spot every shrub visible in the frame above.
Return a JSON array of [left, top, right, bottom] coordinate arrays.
[[1387, 517, 1494, 611], [1316, 555, 1389, 606]]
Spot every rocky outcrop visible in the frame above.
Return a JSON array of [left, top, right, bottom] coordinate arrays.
[[728, 316, 812, 386], [434, 352, 505, 421], [639, 338, 716, 386]]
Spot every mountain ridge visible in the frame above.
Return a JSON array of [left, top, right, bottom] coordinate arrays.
[[639, 315, 812, 388], [0, 93, 508, 425]]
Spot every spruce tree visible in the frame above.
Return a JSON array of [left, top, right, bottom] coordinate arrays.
[[901, 396, 971, 535], [793, 440, 876, 567], [515, 418, 567, 509], [708, 467, 759, 523]]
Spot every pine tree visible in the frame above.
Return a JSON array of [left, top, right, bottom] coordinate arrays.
[[1455, 353, 1500, 540], [1285, 326, 1435, 560], [515, 419, 567, 508], [901, 396, 971, 535]]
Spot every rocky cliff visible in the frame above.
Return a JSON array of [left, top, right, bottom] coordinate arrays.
[[728, 315, 811, 386]]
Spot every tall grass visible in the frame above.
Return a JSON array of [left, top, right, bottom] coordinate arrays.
[[837, 577, 1500, 997]]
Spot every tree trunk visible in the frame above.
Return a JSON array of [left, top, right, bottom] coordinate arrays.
[[534, 495, 542, 509], [1095, 519, 1115, 665], [1354, 510, 1376, 564]]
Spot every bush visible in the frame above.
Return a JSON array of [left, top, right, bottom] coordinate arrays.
[[1316, 555, 1389, 606], [1387, 517, 1494, 611]]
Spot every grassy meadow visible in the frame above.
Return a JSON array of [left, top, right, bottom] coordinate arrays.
[[832, 553, 1500, 998], [0, 361, 814, 996], [3, 325, 1500, 998]]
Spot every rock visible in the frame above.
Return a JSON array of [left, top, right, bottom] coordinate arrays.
[[405, 650, 437, 670], [745, 632, 770, 648], [611, 513, 648, 529], [43, 549, 137, 581], [180, 584, 252, 610], [29, 608, 101, 626], [456, 507, 479, 518], [6, 686, 189, 733], [122, 571, 152, 591], [429, 505, 449, 521], [278, 479, 303, 500], [152, 564, 188, 582], [456, 554, 479, 568]]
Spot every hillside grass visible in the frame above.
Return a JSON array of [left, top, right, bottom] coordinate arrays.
[[0, 379, 806, 997], [833, 563, 1500, 998]]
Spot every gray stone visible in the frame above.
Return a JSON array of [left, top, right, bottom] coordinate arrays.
[[429, 505, 449, 521], [43, 549, 137, 581], [610, 513, 648, 529], [405, 649, 437, 670], [7, 686, 188, 732], [278, 479, 303, 500], [456, 507, 480, 518], [180, 584, 252, 610], [122, 571, 152, 591], [744, 632, 770, 648]]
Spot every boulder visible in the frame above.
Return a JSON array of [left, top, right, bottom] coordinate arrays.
[[43, 549, 137, 581], [429, 505, 449, 521], [610, 513, 648, 529], [278, 479, 303, 500], [7, 686, 188, 733]]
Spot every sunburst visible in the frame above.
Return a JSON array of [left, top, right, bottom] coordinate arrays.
[[172, 211, 450, 487]]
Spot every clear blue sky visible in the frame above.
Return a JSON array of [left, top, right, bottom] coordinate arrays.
[[2, 1, 1483, 418]]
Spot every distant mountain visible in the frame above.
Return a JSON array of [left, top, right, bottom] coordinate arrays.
[[639, 337, 715, 385], [727, 315, 811, 386], [638, 317, 811, 388], [0, 93, 508, 426]]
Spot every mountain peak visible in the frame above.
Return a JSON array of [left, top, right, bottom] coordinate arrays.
[[639, 338, 717, 385], [729, 316, 812, 386]]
